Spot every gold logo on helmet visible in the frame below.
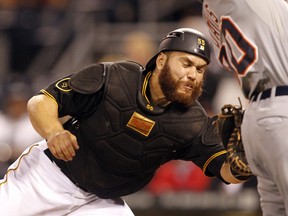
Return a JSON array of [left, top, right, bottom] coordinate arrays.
[[197, 38, 206, 51]]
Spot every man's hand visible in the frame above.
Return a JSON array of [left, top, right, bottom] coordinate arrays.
[[216, 103, 252, 177], [47, 130, 79, 161]]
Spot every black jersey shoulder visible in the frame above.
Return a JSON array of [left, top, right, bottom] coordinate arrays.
[[69, 61, 143, 94]]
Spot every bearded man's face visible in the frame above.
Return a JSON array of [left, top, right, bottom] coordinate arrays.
[[158, 53, 205, 107]]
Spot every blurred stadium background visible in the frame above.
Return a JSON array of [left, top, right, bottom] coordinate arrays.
[[0, 0, 261, 215]]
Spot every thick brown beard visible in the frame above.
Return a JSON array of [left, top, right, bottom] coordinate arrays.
[[159, 62, 203, 107]]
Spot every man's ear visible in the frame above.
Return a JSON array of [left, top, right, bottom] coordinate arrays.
[[155, 52, 167, 70]]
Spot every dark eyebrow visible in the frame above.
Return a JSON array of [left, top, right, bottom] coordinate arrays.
[[178, 56, 207, 68]]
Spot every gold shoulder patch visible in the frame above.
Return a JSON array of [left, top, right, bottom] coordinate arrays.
[[56, 78, 72, 92]]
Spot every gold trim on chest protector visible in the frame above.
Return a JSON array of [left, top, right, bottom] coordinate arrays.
[[127, 112, 155, 137], [142, 72, 152, 106]]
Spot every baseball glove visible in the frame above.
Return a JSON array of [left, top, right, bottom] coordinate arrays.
[[216, 103, 252, 177]]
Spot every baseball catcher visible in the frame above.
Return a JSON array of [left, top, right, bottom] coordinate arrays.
[[215, 101, 253, 180]]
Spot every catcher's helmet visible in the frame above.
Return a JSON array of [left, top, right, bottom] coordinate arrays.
[[146, 28, 211, 70]]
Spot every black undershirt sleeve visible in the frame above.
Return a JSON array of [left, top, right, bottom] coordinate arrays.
[[176, 137, 227, 181]]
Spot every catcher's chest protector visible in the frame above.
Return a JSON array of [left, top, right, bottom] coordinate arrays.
[[66, 61, 208, 198]]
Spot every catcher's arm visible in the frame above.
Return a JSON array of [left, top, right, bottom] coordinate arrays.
[[27, 94, 79, 161]]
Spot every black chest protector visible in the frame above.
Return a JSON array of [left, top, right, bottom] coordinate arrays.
[[54, 61, 217, 199]]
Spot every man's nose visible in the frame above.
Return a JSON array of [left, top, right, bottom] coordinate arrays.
[[187, 67, 197, 80]]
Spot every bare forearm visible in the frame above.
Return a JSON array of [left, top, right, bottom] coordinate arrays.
[[27, 94, 64, 140], [27, 94, 79, 161]]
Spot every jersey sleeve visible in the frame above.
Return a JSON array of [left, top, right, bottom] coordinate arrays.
[[180, 138, 226, 179], [39, 75, 103, 118]]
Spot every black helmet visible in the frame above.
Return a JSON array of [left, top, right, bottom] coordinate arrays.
[[146, 28, 211, 70]]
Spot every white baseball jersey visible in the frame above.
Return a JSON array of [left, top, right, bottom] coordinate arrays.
[[202, 0, 288, 215], [203, 0, 288, 98]]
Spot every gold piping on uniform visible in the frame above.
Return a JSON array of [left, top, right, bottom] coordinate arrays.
[[0, 144, 39, 186], [202, 150, 227, 173], [142, 72, 152, 104], [40, 89, 58, 106]]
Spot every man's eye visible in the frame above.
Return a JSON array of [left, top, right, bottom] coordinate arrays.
[[197, 67, 205, 73]]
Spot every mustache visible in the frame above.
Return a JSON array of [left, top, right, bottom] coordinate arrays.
[[179, 80, 197, 88]]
